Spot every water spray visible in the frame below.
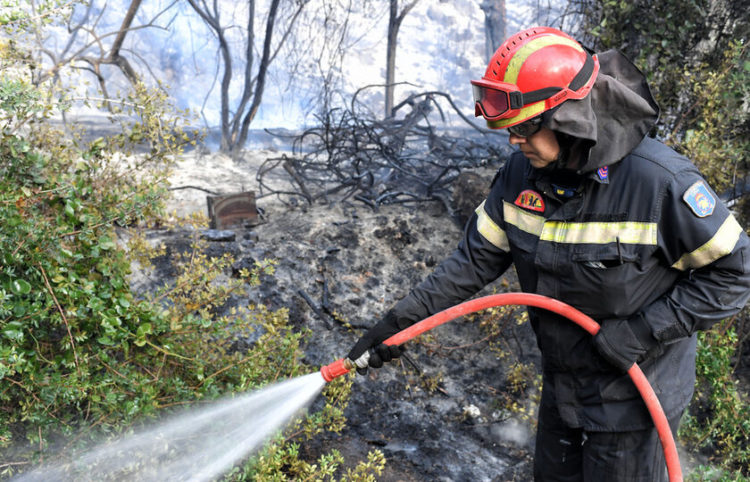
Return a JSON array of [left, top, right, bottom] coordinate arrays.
[[16, 293, 682, 481], [321, 293, 683, 482]]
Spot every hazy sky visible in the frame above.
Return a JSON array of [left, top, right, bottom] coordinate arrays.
[[49, 0, 569, 130]]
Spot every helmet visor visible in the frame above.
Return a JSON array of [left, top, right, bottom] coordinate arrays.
[[472, 84, 510, 119]]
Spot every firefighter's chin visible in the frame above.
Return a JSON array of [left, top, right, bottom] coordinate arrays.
[[527, 154, 556, 169]]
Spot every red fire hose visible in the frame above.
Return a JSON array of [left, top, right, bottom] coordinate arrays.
[[321, 293, 683, 481]]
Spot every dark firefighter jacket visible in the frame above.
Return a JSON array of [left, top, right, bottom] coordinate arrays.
[[389, 50, 750, 431]]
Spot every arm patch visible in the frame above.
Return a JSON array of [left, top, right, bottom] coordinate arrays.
[[682, 180, 716, 217]]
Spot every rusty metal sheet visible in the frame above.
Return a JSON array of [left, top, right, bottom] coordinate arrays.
[[206, 191, 258, 229]]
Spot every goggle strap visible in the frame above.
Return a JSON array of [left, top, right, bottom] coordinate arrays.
[[519, 51, 594, 106], [509, 91, 524, 109], [568, 51, 595, 91], [522, 87, 563, 104], [473, 49, 595, 121]]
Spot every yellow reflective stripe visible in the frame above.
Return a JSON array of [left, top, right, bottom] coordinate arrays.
[[503, 201, 545, 236], [671, 215, 743, 271], [503, 201, 657, 245], [487, 101, 547, 129], [475, 201, 509, 251], [540, 221, 658, 245], [504, 36, 584, 84]]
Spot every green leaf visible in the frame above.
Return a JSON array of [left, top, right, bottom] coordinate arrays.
[[136, 323, 152, 338], [97, 336, 115, 346], [10, 279, 32, 295], [3, 322, 24, 342], [99, 240, 115, 251], [13, 304, 26, 317]]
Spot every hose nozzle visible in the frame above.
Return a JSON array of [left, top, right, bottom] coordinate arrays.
[[320, 351, 371, 382], [320, 358, 353, 382]]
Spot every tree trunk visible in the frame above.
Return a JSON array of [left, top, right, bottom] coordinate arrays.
[[38, 0, 144, 87], [480, 0, 505, 62], [187, 0, 307, 155], [234, 0, 281, 155], [384, 0, 420, 119]]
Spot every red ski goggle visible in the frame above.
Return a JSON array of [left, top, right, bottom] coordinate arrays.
[[471, 79, 565, 121], [471, 79, 526, 120]]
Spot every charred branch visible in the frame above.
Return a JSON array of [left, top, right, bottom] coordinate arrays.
[[257, 87, 511, 210]]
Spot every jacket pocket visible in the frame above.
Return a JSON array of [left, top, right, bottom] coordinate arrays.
[[566, 245, 645, 318], [600, 355, 660, 402]]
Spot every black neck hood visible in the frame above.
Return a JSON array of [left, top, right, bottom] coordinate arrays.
[[545, 49, 660, 173]]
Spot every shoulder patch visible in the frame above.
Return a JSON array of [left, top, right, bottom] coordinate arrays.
[[597, 166, 609, 182], [682, 180, 716, 217], [514, 189, 545, 212]]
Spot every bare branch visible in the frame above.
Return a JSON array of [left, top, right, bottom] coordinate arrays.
[[256, 87, 510, 210]]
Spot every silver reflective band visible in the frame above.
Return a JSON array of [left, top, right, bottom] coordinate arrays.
[[671, 215, 743, 271], [476, 201, 510, 251]]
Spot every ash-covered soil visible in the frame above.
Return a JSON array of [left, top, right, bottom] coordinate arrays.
[[252, 200, 539, 481], [131, 149, 542, 481]]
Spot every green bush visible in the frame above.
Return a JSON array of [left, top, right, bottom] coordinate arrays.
[[680, 320, 750, 477], [0, 60, 192, 450], [0, 10, 381, 481], [581, 0, 750, 202]]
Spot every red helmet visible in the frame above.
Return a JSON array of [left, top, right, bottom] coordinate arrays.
[[471, 26, 599, 129]]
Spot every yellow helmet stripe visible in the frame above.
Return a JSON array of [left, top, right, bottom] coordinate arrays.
[[487, 101, 546, 129], [504, 36, 584, 85], [671, 215, 743, 270]]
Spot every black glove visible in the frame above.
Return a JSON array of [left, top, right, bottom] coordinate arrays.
[[593, 315, 660, 373], [347, 310, 406, 375]]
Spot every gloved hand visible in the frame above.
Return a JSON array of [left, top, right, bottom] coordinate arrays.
[[347, 310, 406, 375], [593, 315, 660, 373]]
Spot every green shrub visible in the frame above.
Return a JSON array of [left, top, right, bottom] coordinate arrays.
[[0, 9, 379, 481], [680, 320, 750, 476], [581, 1, 750, 207]]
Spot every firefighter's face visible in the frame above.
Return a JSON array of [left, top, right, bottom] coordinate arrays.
[[509, 127, 561, 169]]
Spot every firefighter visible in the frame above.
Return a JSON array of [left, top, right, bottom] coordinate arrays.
[[347, 27, 750, 481]]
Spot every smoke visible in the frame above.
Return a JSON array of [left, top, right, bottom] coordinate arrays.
[[39, 0, 558, 134], [492, 418, 533, 446]]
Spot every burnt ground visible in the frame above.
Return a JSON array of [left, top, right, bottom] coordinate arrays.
[[132, 150, 750, 480], [131, 163, 542, 480]]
